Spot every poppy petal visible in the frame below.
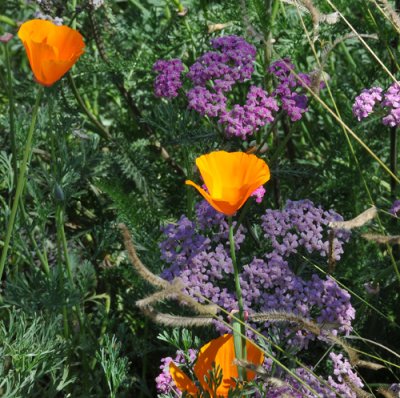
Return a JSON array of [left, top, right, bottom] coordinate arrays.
[[169, 362, 198, 396], [188, 151, 271, 215], [194, 334, 265, 398], [185, 180, 239, 215]]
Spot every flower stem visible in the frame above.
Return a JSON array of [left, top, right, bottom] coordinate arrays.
[[0, 86, 43, 280], [67, 73, 111, 140], [56, 205, 73, 284], [5, 42, 17, 179], [228, 216, 247, 381], [390, 125, 398, 199]]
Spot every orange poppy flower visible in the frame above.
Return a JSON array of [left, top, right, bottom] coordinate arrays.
[[170, 334, 264, 397], [185, 151, 270, 216], [18, 19, 85, 86]]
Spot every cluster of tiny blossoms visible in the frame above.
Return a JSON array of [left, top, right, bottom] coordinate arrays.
[[156, 200, 355, 395], [153, 59, 184, 99], [159, 199, 353, 339], [266, 353, 362, 398], [153, 36, 316, 139], [261, 199, 351, 260], [268, 58, 314, 121], [353, 83, 400, 127]]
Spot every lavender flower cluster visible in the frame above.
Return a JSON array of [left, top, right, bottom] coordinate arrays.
[[390, 199, 400, 216], [153, 59, 184, 99], [160, 200, 354, 343], [153, 36, 315, 139], [353, 83, 400, 127], [219, 86, 279, 139], [268, 58, 315, 122], [188, 35, 256, 90], [266, 353, 363, 398], [186, 36, 279, 139], [261, 199, 351, 260]]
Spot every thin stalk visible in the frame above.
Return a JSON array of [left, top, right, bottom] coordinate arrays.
[[228, 216, 247, 381], [390, 127, 398, 198], [56, 204, 86, 334], [71, 0, 77, 29], [5, 43, 17, 179], [56, 206, 73, 283], [19, 199, 50, 275], [67, 73, 111, 140], [255, 110, 284, 155], [56, 206, 70, 338], [264, 0, 280, 92], [0, 86, 43, 280]]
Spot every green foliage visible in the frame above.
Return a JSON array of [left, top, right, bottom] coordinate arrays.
[[0, 308, 73, 397], [97, 334, 130, 398]]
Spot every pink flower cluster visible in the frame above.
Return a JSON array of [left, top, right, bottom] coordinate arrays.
[[353, 83, 400, 127]]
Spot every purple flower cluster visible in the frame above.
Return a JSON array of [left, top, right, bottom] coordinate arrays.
[[389, 199, 400, 216], [382, 83, 400, 127], [153, 38, 317, 139], [269, 58, 313, 121], [240, 255, 354, 341], [218, 86, 279, 139], [352, 87, 383, 121], [185, 36, 279, 139], [159, 200, 354, 347], [153, 59, 184, 99], [353, 83, 400, 127], [187, 86, 227, 117], [187, 35, 256, 90], [266, 353, 362, 398], [261, 199, 350, 260]]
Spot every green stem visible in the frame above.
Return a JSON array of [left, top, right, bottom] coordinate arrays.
[[390, 127, 398, 199], [71, 0, 77, 29], [228, 216, 247, 381], [263, 0, 279, 91], [255, 110, 284, 156], [67, 73, 111, 140], [56, 206, 73, 283], [0, 87, 43, 280], [55, 206, 70, 338], [5, 43, 17, 179], [19, 199, 50, 276]]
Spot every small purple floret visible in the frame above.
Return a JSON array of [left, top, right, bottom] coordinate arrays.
[[382, 83, 400, 127], [219, 86, 278, 139], [153, 59, 184, 99], [352, 87, 383, 121]]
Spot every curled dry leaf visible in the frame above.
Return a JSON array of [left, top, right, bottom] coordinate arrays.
[[208, 22, 233, 33], [329, 206, 377, 229]]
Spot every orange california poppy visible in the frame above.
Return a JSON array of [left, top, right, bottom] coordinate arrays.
[[185, 151, 270, 216], [170, 334, 264, 397], [18, 19, 85, 86]]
